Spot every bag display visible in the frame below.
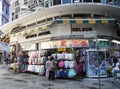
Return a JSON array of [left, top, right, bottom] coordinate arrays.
[[58, 61, 64, 68], [68, 69, 76, 78], [39, 50, 47, 57], [39, 65, 45, 75], [35, 65, 41, 73], [52, 53, 57, 60], [65, 53, 74, 60], [64, 61, 69, 68], [69, 61, 76, 68], [57, 54, 65, 59]]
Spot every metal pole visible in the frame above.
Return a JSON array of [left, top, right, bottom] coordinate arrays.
[[96, 35, 101, 89]]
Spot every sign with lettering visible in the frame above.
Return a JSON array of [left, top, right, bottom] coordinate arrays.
[[58, 48, 66, 51]]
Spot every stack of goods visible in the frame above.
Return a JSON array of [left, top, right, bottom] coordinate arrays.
[[27, 50, 47, 75], [54, 53, 77, 78]]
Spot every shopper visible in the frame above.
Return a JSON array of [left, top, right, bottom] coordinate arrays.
[[23, 51, 29, 72], [17, 51, 24, 73], [112, 62, 120, 84], [46, 56, 56, 81]]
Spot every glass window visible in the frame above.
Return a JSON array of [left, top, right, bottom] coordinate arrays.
[[73, 0, 81, 3], [44, 0, 49, 7], [53, 0, 61, 5], [93, 0, 101, 3], [83, 0, 92, 2], [24, 0, 28, 4], [62, 0, 71, 4]]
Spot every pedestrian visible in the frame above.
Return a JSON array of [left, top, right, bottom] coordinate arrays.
[[23, 51, 29, 72], [112, 62, 120, 84], [17, 51, 24, 73], [46, 56, 56, 81]]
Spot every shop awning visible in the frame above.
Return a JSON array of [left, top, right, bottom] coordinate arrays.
[[10, 23, 52, 37], [55, 18, 116, 24]]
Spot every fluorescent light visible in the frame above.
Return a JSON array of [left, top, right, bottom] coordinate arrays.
[[112, 40, 120, 44], [98, 39, 108, 41]]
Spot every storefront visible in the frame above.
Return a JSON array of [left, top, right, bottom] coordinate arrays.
[[8, 18, 120, 78]]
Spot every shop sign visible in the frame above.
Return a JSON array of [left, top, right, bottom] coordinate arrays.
[[58, 48, 66, 52], [98, 41, 109, 48], [72, 27, 92, 35], [72, 40, 88, 47], [53, 40, 72, 48], [84, 31, 97, 38], [21, 44, 36, 51], [41, 41, 53, 49]]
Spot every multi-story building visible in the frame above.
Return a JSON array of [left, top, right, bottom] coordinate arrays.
[[0, 0, 120, 77], [0, 0, 10, 26], [0, 0, 10, 63]]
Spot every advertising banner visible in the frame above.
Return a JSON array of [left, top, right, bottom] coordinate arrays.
[[72, 39, 88, 47]]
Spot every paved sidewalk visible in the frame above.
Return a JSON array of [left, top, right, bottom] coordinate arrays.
[[0, 67, 120, 89]]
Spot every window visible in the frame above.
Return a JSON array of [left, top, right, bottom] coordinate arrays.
[[93, 0, 101, 3], [11, 26, 20, 34], [15, 0, 19, 7], [117, 30, 120, 37], [62, 0, 71, 4], [73, 0, 82, 3], [54, 16, 61, 19], [94, 14, 105, 18], [15, 7, 20, 13], [44, 0, 49, 7], [47, 17, 53, 22], [24, 0, 28, 4], [53, 0, 61, 5], [26, 34, 37, 39], [74, 14, 92, 18], [21, 26, 26, 30], [27, 22, 36, 28], [83, 0, 92, 2], [38, 31, 51, 36], [61, 14, 72, 19]]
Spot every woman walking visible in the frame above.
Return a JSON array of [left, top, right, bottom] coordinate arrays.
[[46, 56, 55, 81]]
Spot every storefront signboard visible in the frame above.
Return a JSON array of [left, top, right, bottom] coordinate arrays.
[[84, 31, 97, 38], [41, 41, 53, 49], [58, 48, 66, 51], [53, 40, 72, 48], [98, 41, 109, 48], [21, 44, 36, 51], [72, 40, 88, 47]]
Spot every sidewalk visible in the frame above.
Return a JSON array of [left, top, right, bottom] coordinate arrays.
[[0, 67, 120, 89]]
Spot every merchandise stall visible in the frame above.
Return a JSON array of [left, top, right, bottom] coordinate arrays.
[[86, 49, 107, 77], [27, 50, 46, 75], [21, 43, 47, 75], [40, 39, 89, 78]]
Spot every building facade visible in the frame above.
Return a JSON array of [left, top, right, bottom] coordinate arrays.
[[0, 0, 10, 26], [0, 0, 120, 77]]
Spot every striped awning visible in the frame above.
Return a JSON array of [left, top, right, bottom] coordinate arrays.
[[55, 18, 116, 24], [10, 23, 51, 37]]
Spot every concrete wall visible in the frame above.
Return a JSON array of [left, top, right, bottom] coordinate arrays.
[[10, 23, 116, 46]]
